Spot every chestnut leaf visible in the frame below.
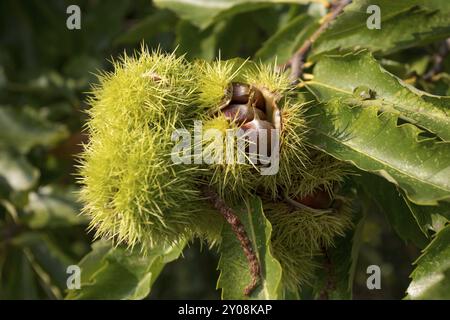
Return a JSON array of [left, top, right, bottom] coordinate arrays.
[[217, 196, 283, 299]]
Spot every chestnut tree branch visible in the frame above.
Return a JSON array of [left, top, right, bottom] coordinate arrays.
[[202, 187, 261, 296], [282, 0, 352, 83]]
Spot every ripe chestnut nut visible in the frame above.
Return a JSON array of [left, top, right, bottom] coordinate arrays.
[[231, 83, 250, 104], [295, 188, 333, 210], [222, 104, 266, 125], [242, 119, 274, 157], [250, 87, 266, 111]]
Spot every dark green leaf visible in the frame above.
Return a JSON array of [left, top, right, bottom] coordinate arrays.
[[175, 20, 218, 60], [12, 232, 75, 295], [0, 249, 41, 299], [403, 198, 450, 234], [406, 225, 450, 299], [354, 172, 428, 248], [311, 0, 450, 57], [254, 14, 318, 63], [115, 10, 177, 45], [154, 0, 314, 29]]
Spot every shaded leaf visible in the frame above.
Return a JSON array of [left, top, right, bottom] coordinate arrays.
[[406, 225, 450, 299], [254, 14, 318, 63], [0, 148, 39, 191], [217, 196, 283, 299], [12, 232, 75, 296], [403, 198, 450, 234], [114, 10, 177, 45], [311, 0, 450, 57], [175, 20, 218, 60], [0, 249, 41, 299], [66, 240, 186, 300], [1, 231, 77, 299], [24, 186, 88, 229], [354, 172, 428, 248], [154, 0, 315, 29], [0, 106, 69, 153]]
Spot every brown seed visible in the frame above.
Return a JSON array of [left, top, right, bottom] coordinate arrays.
[[231, 83, 250, 104], [242, 119, 274, 131], [253, 108, 266, 121], [222, 104, 266, 125], [241, 119, 274, 157], [295, 189, 333, 210], [250, 87, 266, 111]]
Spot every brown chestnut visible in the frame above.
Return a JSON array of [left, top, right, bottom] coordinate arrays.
[[231, 83, 250, 104], [250, 87, 266, 111], [295, 189, 333, 210], [253, 108, 266, 121], [222, 104, 266, 125], [241, 119, 274, 158]]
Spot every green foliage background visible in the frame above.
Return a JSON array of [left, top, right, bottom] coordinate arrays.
[[0, 0, 449, 299]]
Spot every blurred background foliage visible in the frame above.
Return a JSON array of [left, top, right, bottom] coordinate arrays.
[[0, 0, 448, 299]]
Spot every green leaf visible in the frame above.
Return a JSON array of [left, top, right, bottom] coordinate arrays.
[[254, 14, 319, 63], [24, 186, 88, 229], [306, 100, 450, 206], [217, 196, 283, 299], [114, 10, 177, 45], [307, 51, 450, 141], [0, 148, 39, 191], [311, 0, 450, 57], [0, 106, 69, 153], [175, 20, 218, 60], [1, 231, 78, 299], [354, 172, 428, 248], [403, 198, 450, 234], [406, 225, 450, 299], [12, 232, 75, 296], [0, 249, 41, 299], [65, 240, 186, 300], [214, 9, 282, 60], [154, 0, 315, 30]]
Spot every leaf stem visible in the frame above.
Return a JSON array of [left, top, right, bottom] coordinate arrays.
[[282, 0, 352, 83], [202, 187, 261, 296]]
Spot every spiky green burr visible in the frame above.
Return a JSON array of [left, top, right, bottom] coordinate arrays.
[[194, 59, 310, 202], [79, 48, 221, 249]]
